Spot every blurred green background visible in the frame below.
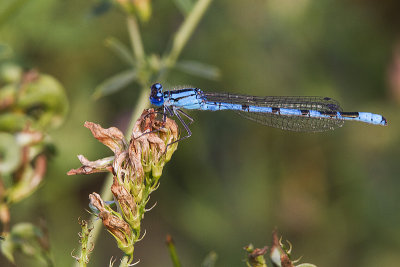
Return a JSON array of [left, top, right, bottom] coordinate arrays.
[[1, 0, 400, 266]]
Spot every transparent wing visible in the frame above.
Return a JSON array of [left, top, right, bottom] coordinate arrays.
[[202, 92, 345, 132], [235, 111, 344, 132]]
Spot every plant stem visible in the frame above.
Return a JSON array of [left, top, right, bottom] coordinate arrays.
[[127, 15, 145, 65], [166, 236, 182, 267], [126, 86, 150, 135], [118, 255, 130, 267], [163, 0, 213, 68]]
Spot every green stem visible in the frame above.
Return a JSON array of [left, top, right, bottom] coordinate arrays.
[[118, 255, 130, 267], [166, 236, 181, 267], [163, 0, 213, 68], [126, 86, 150, 135], [127, 15, 145, 64]]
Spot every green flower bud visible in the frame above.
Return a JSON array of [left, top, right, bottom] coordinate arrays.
[[115, 0, 152, 22]]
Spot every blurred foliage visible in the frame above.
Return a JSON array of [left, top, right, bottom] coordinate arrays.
[[0, 3, 69, 263], [0, 55, 68, 264], [1, 223, 52, 265], [0, 0, 399, 266]]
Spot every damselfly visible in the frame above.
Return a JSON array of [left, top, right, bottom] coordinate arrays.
[[149, 83, 387, 142]]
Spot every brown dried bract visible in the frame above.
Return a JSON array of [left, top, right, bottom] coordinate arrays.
[[280, 254, 295, 267], [270, 230, 295, 267], [250, 246, 268, 258], [67, 155, 113, 175], [111, 176, 136, 218], [89, 193, 132, 245], [84, 122, 126, 154], [129, 109, 178, 164]]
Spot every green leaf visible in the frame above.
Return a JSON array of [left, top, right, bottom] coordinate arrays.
[[0, 223, 44, 264], [93, 69, 137, 99], [0, 62, 22, 82], [105, 37, 136, 66], [173, 0, 195, 16], [201, 251, 218, 267], [0, 132, 20, 175], [176, 60, 220, 80], [166, 236, 181, 267], [1, 235, 15, 263], [17, 74, 69, 130], [0, 43, 13, 61], [0, 112, 29, 132]]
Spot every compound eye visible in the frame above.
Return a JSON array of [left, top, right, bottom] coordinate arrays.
[[151, 83, 162, 91]]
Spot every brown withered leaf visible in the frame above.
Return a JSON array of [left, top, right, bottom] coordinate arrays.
[[84, 122, 126, 154], [112, 151, 133, 181], [30, 154, 47, 188], [98, 211, 132, 246], [281, 254, 295, 267], [89, 193, 132, 249], [128, 139, 144, 182], [89, 193, 106, 212], [250, 246, 268, 258], [135, 109, 156, 134], [0, 203, 10, 232], [130, 110, 168, 161], [67, 155, 113, 175], [111, 176, 136, 218], [270, 230, 295, 267], [163, 118, 179, 143]]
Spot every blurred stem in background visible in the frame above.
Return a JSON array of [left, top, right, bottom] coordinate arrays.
[[81, 0, 215, 264]]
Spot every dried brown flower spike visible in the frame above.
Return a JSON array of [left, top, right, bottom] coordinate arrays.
[[68, 109, 179, 262]]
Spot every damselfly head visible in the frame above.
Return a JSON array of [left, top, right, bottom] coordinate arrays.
[[150, 83, 164, 106]]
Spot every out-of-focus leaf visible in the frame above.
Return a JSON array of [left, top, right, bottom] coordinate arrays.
[[0, 83, 17, 110], [105, 37, 136, 66], [296, 264, 317, 267], [1, 235, 15, 263], [9, 223, 42, 238], [176, 60, 220, 80], [166, 235, 181, 267], [173, 0, 195, 16], [1, 71, 68, 131], [0, 113, 29, 132], [0, 132, 21, 175], [0, 63, 22, 83], [93, 69, 137, 99], [0, 43, 13, 61], [0, 223, 48, 264], [7, 154, 47, 204], [17, 74, 69, 130], [201, 251, 218, 267]]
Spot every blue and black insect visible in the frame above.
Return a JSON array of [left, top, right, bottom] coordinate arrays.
[[149, 83, 387, 142]]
